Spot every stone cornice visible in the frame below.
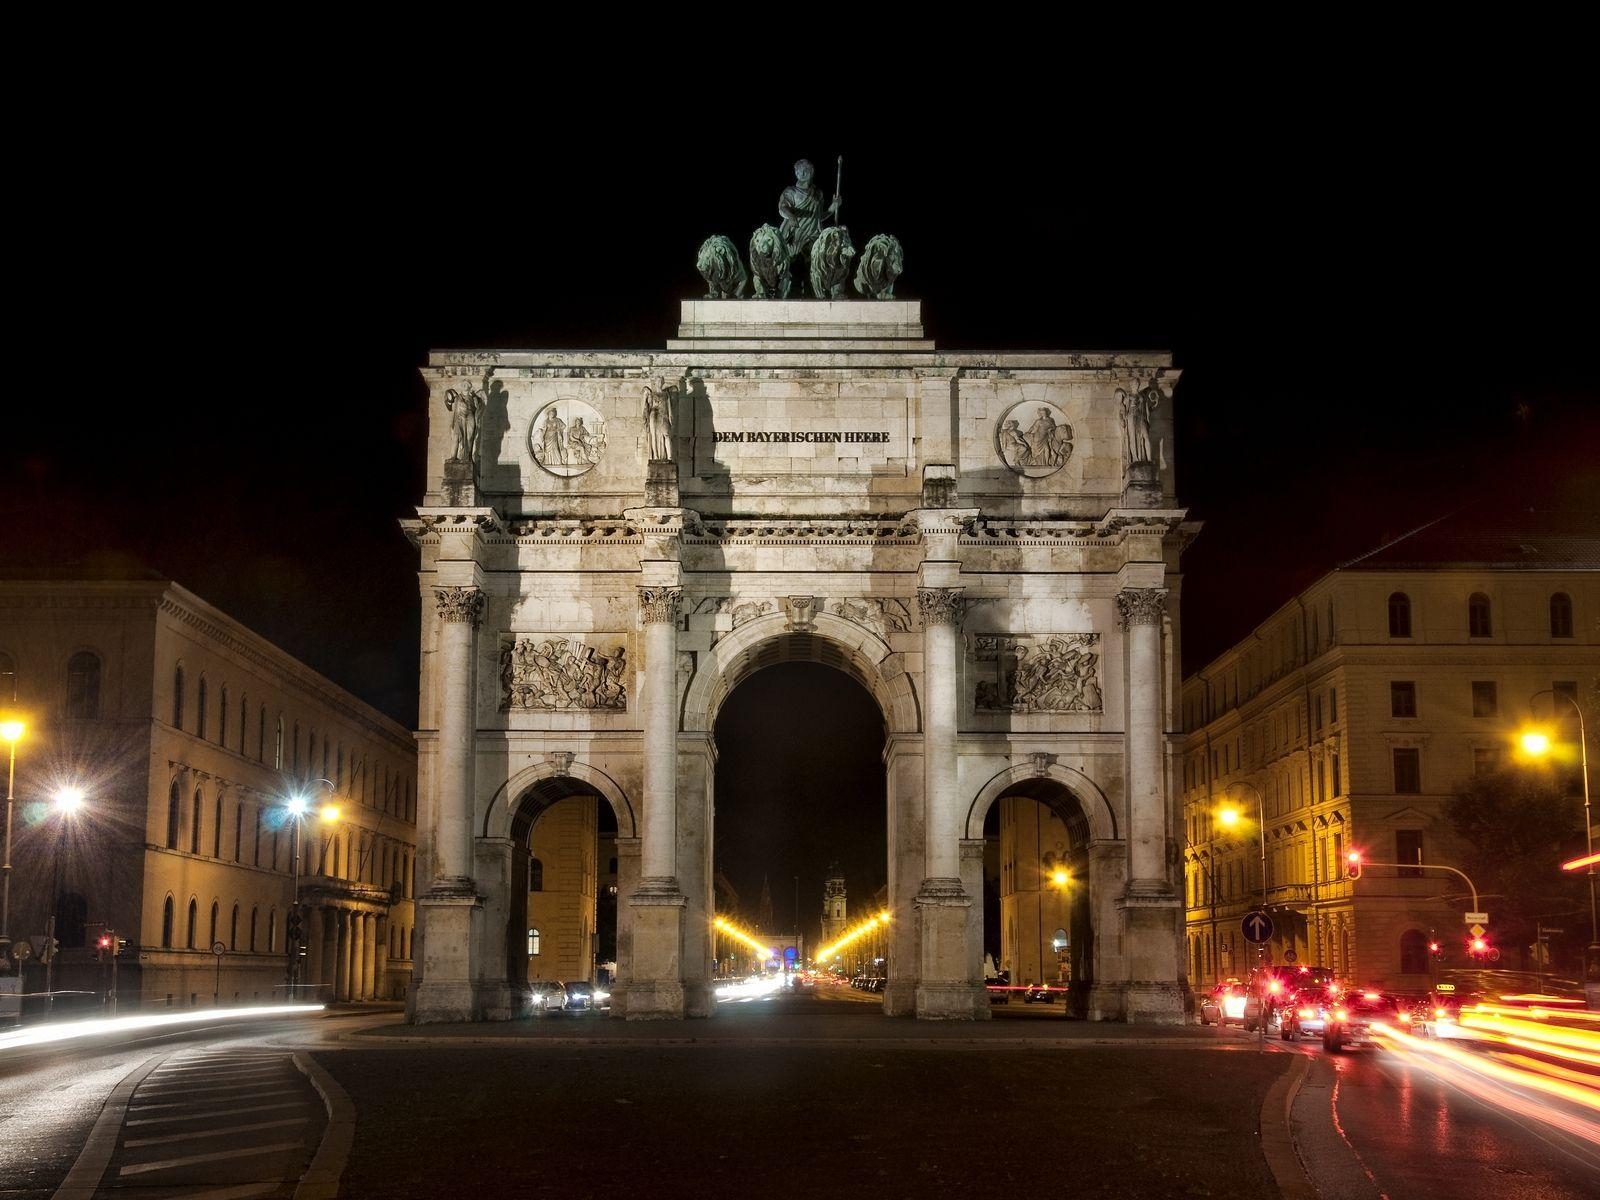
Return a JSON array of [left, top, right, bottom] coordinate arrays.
[[424, 352, 1175, 374]]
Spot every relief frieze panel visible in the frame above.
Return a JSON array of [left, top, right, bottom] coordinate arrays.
[[973, 633, 1102, 714], [830, 598, 913, 638], [500, 636, 628, 711]]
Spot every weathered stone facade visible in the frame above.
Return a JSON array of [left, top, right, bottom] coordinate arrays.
[[405, 300, 1195, 1022]]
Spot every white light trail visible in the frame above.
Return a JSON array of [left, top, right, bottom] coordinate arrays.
[[0, 1005, 325, 1052]]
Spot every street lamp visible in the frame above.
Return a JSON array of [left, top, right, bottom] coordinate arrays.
[[285, 779, 341, 992], [44, 787, 87, 1013], [1519, 689, 1597, 989], [1, 716, 25, 968], [1224, 781, 1269, 1048]]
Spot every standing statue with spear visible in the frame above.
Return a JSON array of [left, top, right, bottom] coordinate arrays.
[[777, 157, 843, 293]]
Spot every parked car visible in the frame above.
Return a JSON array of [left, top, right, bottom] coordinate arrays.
[[1200, 982, 1248, 1027], [1280, 983, 1341, 1041], [561, 982, 596, 1012], [527, 981, 568, 1015], [1323, 990, 1410, 1052], [986, 971, 1012, 1005]]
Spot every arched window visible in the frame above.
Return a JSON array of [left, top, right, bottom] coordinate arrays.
[[166, 780, 181, 849], [1387, 592, 1412, 638], [239, 692, 248, 753], [1551, 592, 1574, 638], [529, 858, 544, 892], [527, 928, 541, 956], [250, 906, 259, 952], [230, 903, 240, 950], [258, 705, 267, 762], [186, 897, 198, 949], [1468, 592, 1492, 638], [191, 786, 203, 854], [66, 652, 101, 719], [275, 716, 284, 770], [209, 900, 219, 945], [161, 896, 174, 948], [219, 685, 229, 748], [213, 794, 223, 858], [322, 737, 330, 781], [292, 722, 300, 773], [1399, 929, 1429, 974], [173, 663, 185, 729], [197, 676, 208, 740], [268, 908, 277, 953], [55, 892, 88, 948], [336, 744, 344, 788], [0, 650, 15, 702], [234, 801, 244, 862]]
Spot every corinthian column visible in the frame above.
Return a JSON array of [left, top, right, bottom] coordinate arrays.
[[917, 587, 963, 881], [638, 586, 682, 886], [433, 585, 484, 891], [1117, 587, 1169, 891]]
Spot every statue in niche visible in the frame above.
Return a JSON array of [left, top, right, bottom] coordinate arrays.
[[809, 225, 856, 300], [642, 376, 679, 462], [854, 233, 904, 299], [1118, 378, 1165, 467], [749, 225, 792, 298], [696, 235, 747, 299], [778, 157, 841, 277]]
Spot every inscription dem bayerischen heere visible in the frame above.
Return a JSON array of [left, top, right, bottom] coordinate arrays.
[[711, 431, 891, 443]]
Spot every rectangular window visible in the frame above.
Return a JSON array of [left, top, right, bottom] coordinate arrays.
[[1329, 688, 1337, 723], [1314, 695, 1323, 731], [1393, 748, 1422, 794], [1473, 747, 1502, 775], [1332, 831, 1344, 880], [1391, 681, 1417, 718], [1396, 830, 1423, 877], [1471, 681, 1498, 718]]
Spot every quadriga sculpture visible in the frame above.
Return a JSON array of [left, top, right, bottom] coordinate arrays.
[[808, 225, 855, 299], [749, 225, 791, 298], [854, 233, 904, 300], [696, 235, 747, 299]]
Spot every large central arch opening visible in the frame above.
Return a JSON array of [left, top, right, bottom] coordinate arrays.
[[711, 650, 889, 1012]]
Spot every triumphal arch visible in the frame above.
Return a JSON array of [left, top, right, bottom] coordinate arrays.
[[404, 220, 1193, 1023]]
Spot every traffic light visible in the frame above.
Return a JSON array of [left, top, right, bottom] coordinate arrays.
[[116, 937, 128, 956], [1467, 935, 1498, 962], [287, 907, 304, 943], [1346, 851, 1363, 880], [1429, 937, 1444, 961], [96, 934, 113, 963]]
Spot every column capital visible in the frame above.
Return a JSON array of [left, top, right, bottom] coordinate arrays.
[[434, 585, 486, 626], [916, 586, 965, 627], [1116, 587, 1168, 629], [638, 585, 683, 624]]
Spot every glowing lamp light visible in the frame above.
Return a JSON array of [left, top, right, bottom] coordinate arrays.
[[320, 803, 341, 823], [286, 795, 309, 817], [53, 787, 86, 814], [1520, 730, 1551, 757], [0, 718, 24, 743], [1217, 807, 1241, 827], [1051, 869, 1070, 887]]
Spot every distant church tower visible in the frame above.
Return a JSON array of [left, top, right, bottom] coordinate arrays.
[[821, 864, 848, 946], [756, 876, 775, 932]]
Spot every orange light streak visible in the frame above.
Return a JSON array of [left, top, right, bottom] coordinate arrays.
[[814, 910, 891, 963]]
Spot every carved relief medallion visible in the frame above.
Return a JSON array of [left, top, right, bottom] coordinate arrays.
[[973, 634, 1102, 713], [501, 637, 627, 711], [996, 400, 1073, 478], [530, 399, 607, 478]]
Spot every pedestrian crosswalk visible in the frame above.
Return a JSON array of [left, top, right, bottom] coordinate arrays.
[[92, 1049, 325, 1199]]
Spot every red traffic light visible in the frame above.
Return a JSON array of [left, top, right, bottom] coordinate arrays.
[[1345, 852, 1363, 880], [97, 935, 112, 949]]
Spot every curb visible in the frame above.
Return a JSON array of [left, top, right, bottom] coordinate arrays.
[[343, 1032, 1248, 1050], [1259, 1053, 1315, 1200], [294, 1051, 357, 1200], [52, 1053, 162, 1200]]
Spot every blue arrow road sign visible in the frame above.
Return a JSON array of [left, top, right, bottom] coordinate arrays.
[[1242, 910, 1274, 945]]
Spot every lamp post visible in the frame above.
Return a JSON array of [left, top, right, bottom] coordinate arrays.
[[285, 779, 342, 994], [1221, 781, 1268, 1047], [0, 717, 25, 969], [1521, 688, 1597, 1001], [43, 787, 85, 1014]]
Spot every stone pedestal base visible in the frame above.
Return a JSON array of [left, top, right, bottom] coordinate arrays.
[[883, 979, 917, 1017], [617, 881, 686, 1020], [914, 878, 981, 1020], [1118, 890, 1185, 1025], [475, 982, 516, 1022], [1121, 461, 1161, 508], [441, 459, 477, 506], [645, 460, 679, 507], [1087, 982, 1126, 1022], [413, 889, 482, 1024]]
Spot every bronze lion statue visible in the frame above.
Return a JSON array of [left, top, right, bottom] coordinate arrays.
[[809, 225, 855, 299], [748, 224, 791, 299], [696, 234, 747, 299], [854, 233, 904, 300]]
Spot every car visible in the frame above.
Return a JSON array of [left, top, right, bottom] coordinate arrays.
[[1323, 990, 1411, 1052], [527, 981, 567, 1015], [1024, 983, 1065, 1004], [1409, 985, 1479, 1039], [1280, 983, 1341, 1041], [986, 971, 1012, 1005], [561, 981, 596, 1012], [1200, 982, 1248, 1027]]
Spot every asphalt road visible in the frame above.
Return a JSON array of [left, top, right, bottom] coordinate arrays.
[[1, 999, 1595, 1200]]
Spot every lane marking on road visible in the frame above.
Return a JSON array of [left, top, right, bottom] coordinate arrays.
[[165, 1185, 279, 1200], [137, 1077, 298, 1098], [118, 1140, 306, 1177], [51, 1054, 163, 1200], [125, 1115, 310, 1148], [293, 1052, 355, 1200], [128, 1100, 309, 1126], [129, 1088, 301, 1113], [151, 1066, 287, 1082], [1258, 1052, 1314, 1200], [154, 1060, 286, 1074]]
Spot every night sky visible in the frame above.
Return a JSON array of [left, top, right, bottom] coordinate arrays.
[[7, 130, 1596, 929]]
